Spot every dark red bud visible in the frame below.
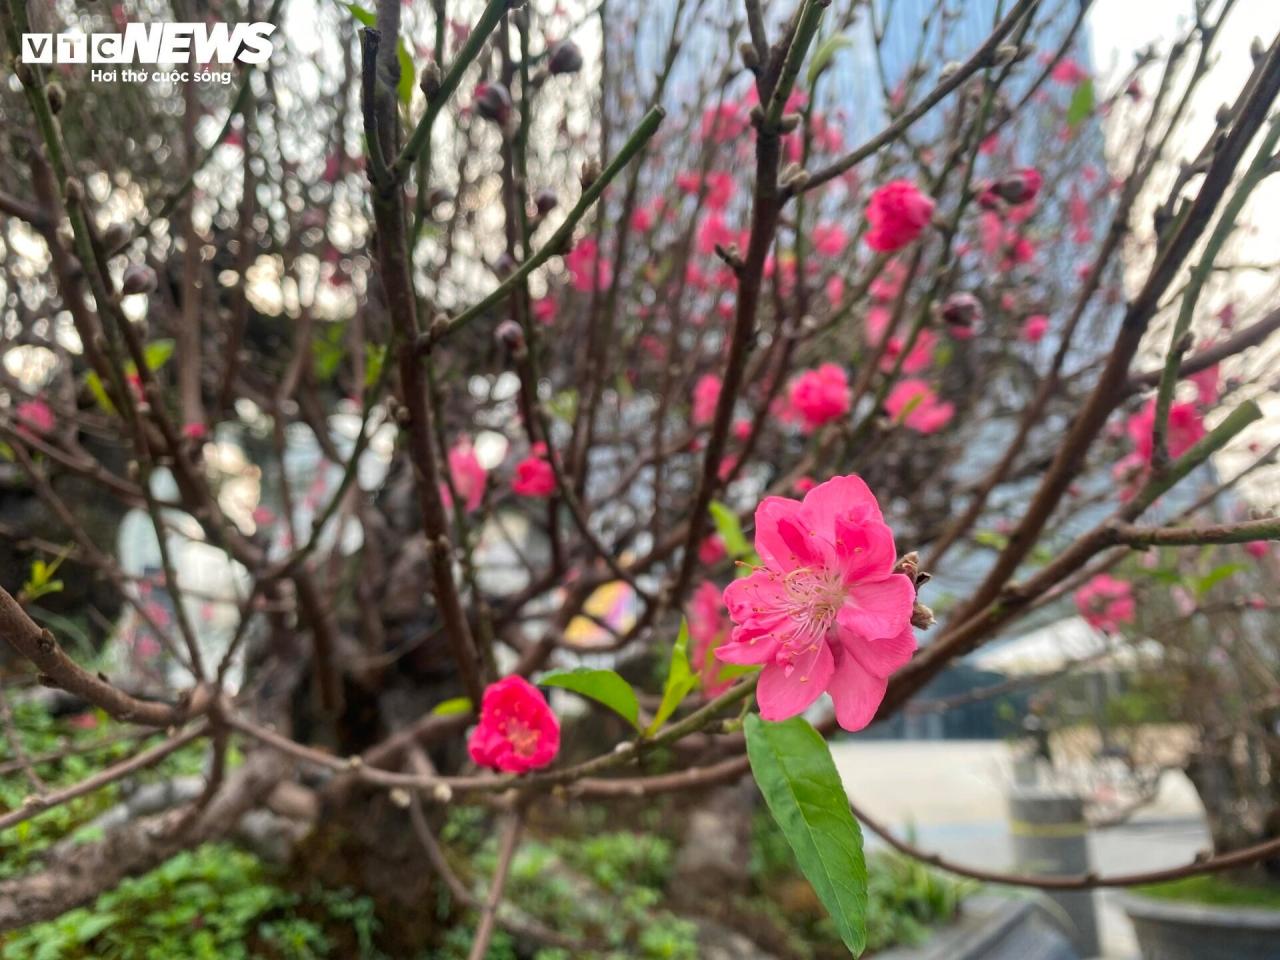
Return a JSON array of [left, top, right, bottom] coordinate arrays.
[[121, 264, 157, 296], [992, 167, 1043, 206], [547, 40, 583, 76], [495, 319, 525, 354], [473, 82, 512, 125], [941, 292, 981, 328], [535, 189, 558, 215]]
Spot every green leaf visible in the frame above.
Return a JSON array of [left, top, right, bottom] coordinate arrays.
[[538, 667, 640, 729], [396, 44, 415, 105], [430, 696, 472, 716], [807, 33, 852, 88], [343, 2, 414, 104], [1196, 561, 1247, 597], [745, 714, 867, 956], [343, 2, 374, 27], [709, 500, 752, 560], [141, 338, 175, 372], [973, 529, 1008, 551], [647, 619, 697, 735], [84, 370, 116, 414], [547, 388, 579, 424], [363, 344, 387, 389], [1066, 77, 1094, 128]]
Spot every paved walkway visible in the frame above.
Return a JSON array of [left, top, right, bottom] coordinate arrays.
[[830, 739, 1208, 958]]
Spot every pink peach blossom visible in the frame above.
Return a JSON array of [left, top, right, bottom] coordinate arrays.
[[1074, 574, 1134, 632], [787, 364, 851, 432], [692, 373, 722, 425], [812, 223, 848, 256], [14, 399, 54, 437], [1051, 57, 1088, 86], [699, 535, 727, 565], [1021, 314, 1050, 343], [715, 475, 917, 731], [1126, 399, 1205, 464], [885, 380, 954, 434], [533, 298, 557, 326], [440, 438, 487, 513], [512, 443, 556, 498], [865, 180, 935, 252], [467, 676, 560, 773], [689, 581, 733, 697], [1188, 364, 1220, 407], [565, 236, 611, 292]]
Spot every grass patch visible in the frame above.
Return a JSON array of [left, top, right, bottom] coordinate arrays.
[[1136, 875, 1280, 910]]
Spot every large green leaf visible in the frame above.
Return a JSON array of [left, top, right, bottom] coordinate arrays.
[[646, 619, 697, 735], [1066, 77, 1094, 128], [745, 714, 867, 956], [538, 667, 640, 729]]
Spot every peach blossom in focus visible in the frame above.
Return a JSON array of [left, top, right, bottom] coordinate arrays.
[[467, 676, 560, 773]]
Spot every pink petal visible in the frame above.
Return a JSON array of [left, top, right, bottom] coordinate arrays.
[[753, 496, 811, 572], [832, 516, 897, 582], [722, 572, 786, 623], [843, 623, 916, 679], [828, 646, 889, 732], [800, 474, 883, 539], [757, 642, 834, 721], [838, 574, 914, 640], [716, 631, 781, 665]]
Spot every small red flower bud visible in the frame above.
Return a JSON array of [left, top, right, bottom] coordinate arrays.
[[473, 82, 512, 125], [534, 189, 558, 215], [992, 167, 1043, 206], [121, 264, 157, 296], [546, 40, 583, 76], [495, 319, 525, 353], [940, 291, 981, 330]]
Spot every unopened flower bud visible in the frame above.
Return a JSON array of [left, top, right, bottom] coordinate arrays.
[[534, 189, 558, 215], [103, 222, 130, 250], [46, 81, 65, 114], [991, 167, 1042, 206], [894, 551, 921, 583], [419, 60, 442, 99], [911, 601, 936, 630], [495, 319, 526, 355], [993, 44, 1019, 66], [579, 158, 601, 190], [939, 61, 962, 83], [473, 81, 512, 125], [779, 112, 802, 133], [940, 291, 982, 330], [121, 264, 157, 295], [547, 39, 583, 76], [63, 177, 84, 204], [780, 163, 809, 192], [738, 41, 760, 71]]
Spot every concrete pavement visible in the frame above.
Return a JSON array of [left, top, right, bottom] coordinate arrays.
[[830, 739, 1209, 958]]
